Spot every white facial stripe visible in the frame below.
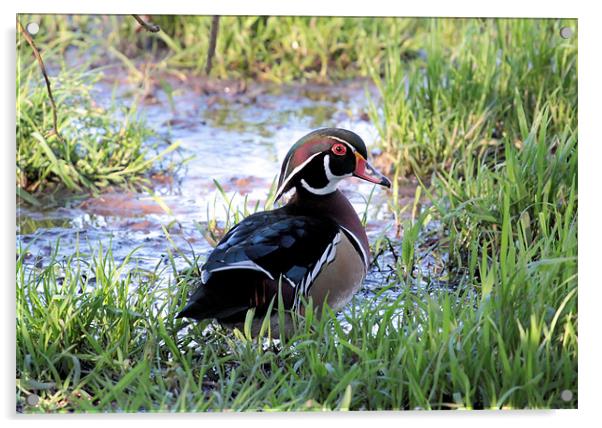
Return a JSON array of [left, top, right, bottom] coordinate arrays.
[[324, 154, 352, 181], [275, 152, 322, 198], [326, 136, 357, 153], [300, 155, 351, 195], [278, 138, 358, 198], [300, 178, 338, 195]]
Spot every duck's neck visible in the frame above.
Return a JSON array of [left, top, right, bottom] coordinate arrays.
[[285, 188, 370, 266]]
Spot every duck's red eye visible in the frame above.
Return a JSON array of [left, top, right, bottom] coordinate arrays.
[[332, 143, 347, 156]]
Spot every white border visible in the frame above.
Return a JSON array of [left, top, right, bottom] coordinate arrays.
[[3, 1, 599, 427], [6, 0, 582, 17]]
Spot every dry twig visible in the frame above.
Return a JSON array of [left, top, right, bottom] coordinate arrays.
[[17, 19, 64, 142], [206, 16, 220, 75], [132, 14, 160, 33]]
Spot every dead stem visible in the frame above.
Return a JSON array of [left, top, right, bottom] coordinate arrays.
[[17, 19, 64, 143], [132, 14, 160, 33], [206, 16, 220, 75]]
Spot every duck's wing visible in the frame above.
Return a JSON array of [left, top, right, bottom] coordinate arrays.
[[177, 212, 341, 322]]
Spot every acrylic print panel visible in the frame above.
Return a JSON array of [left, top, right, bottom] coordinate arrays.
[[16, 14, 577, 412]]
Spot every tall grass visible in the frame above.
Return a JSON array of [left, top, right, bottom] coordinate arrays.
[[368, 18, 577, 178], [16, 16, 578, 411], [20, 15, 424, 82], [16, 236, 576, 411], [151, 16, 422, 82], [17, 18, 179, 196], [369, 17, 578, 409]]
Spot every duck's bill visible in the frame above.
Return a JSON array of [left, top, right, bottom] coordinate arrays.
[[353, 153, 392, 188]]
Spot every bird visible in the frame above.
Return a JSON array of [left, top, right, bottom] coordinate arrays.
[[177, 128, 391, 332]]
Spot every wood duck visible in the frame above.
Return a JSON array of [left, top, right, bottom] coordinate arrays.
[[177, 128, 391, 328]]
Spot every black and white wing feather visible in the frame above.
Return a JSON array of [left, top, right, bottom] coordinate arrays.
[[178, 210, 341, 321]]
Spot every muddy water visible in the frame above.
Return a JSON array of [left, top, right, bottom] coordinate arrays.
[[17, 76, 407, 313]]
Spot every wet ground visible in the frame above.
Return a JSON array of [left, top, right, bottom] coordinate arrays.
[[17, 71, 430, 316]]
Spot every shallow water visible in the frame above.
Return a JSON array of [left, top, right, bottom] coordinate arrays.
[[17, 74, 409, 312]]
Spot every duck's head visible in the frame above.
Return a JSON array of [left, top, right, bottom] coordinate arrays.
[[275, 128, 391, 201]]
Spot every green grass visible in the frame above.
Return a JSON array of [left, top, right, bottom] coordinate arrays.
[[147, 16, 421, 82], [20, 15, 424, 82], [369, 16, 578, 408], [17, 19, 179, 197], [16, 216, 576, 411], [18, 14, 408, 194], [16, 16, 577, 411], [368, 18, 577, 179]]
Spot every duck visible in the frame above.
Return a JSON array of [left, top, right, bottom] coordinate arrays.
[[177, 128, 391, 330]]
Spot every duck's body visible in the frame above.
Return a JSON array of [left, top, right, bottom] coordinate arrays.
[[177, 128, 390, 326]]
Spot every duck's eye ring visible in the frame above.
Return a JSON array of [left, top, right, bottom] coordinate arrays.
[[331, 143, 347, 156]]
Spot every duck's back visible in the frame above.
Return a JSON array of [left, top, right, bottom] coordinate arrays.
[[177, 209, 345, 323]]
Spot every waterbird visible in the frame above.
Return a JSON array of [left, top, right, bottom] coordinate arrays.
[[177, 128, 391, 330]]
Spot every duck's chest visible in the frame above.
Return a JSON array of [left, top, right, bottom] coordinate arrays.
[[306, 231, 366, 311]]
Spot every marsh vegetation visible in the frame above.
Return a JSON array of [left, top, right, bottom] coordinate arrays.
[[17, 16, 577, 411]]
